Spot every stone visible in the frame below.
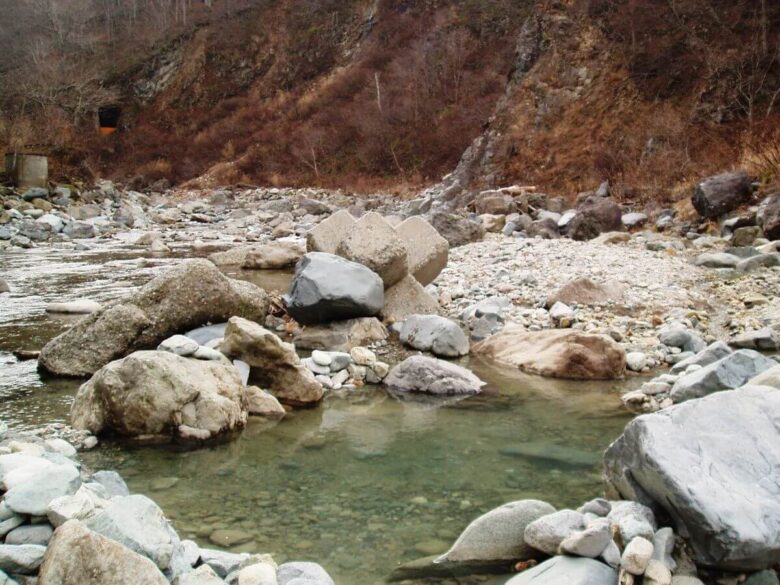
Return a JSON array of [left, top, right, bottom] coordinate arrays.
[[644, 559, 672, 585], [621, 537, 654, 575], [626, 352, 647, 372], [437, 500, 556, 563], [38, 520, 169, 585], [39, 260, 268, 376], [244, 241, 305, 269], [91, 470, 129, 497], [174, 564, 225, 585], [579, 499, 611, 517], [473, 326, 626, 380], [63, 221, 96, 239], [283, 253, 384, 325], [335, 212, 408, 287], [622, 213, 648, 228], [380, 274, 441, 323], [47, 488, 99, 527], [526, 218, 560, 239], [546, 277, 627, 307], [523, 509, 586, 556], [593, 231, 631, 245], [36, 214, 64, 233], [85, 495, 179, 571], [505, 555, 617, 585], [221, 317, 323, 406], [293, 317, 387, 352], [5, 525, 54, 547], [395, 216, 449, 286], [736, 253, 780, 272], [199, 549, 249, 578], [568, 196, 623, 240], [245, 386, 286, 419], [749, 365, 780, 389], [693, 252, 740, 268], [349, 346, 376, 366], [0, 279, 9, 294], [670, 341, 732, 374], [744, 570, 780, 585], [71, 351, 247, 441], [474, 191, 516, 215], [158, 335, 200, 356], [385, 356, 485, 395], [186, 323, 228, 346], [306, 210, 356, 254], [428, 211, 485, 247], [194, 346, 225, 361], [399, 315, 469, 357], [692, 171, 753, 219], [731, 328, 780, 351], [732, 226, 762, 247], [761, 193, 780, 240], [277, 562, 334, 585], [0, 545, 46, 575], [652, 527, 677, 572], [658, 327, 706, 353], [549, 302, 574, 327], [559, 518, 612, 558], [607, 501, 656, 543], [4, 464, 81, 516], [670, 349, 776, 403], [604, 387, 780, 570], [238, 562, 277, 585], [479, 214, 506, 233]]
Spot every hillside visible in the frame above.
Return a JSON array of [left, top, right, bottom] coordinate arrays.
[[1, 0, 778, 202]]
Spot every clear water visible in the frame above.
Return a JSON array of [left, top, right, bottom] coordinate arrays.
[[0, 240, 633, 585]]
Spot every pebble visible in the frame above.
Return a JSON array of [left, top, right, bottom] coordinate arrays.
[[621, 536, 654, 575]]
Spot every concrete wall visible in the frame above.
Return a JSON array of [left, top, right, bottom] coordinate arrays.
[[5, 153, 48, 189]]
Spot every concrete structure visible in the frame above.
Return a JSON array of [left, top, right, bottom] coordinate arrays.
[[5, 153, 48, 189]]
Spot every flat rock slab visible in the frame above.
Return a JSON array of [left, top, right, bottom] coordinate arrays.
[[604, 387, 780, 571]]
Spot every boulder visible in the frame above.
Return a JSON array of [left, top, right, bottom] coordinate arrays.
[[428, 211, 485, 247], [474, 191, 517, 215], [277, 562, 334, 585], [0, 544, 46, 575], [479, 214, 506, 233], [523, 510, 586, 556], [399, 315, 469, 357], [568, 196, 623, 241], [505, 556, 618, 585], [692, 171, 753, 219], [749, 364, 780, 389], [761, 193, 780, 240], [526, 218, 560, 239], [335, 212, 408, 287], [306, 210, 356, 254], [559, 518, 612, 558], [39, 260, 268, 376], [243, 241, 305, 269], [62, 221, 96, 239], [283, 253, 384, 325], [385, 355, 485, 395], [731, 328, 780, 351], [693, 252, 741, 268], [473, 326, 626, 380], [4, 464, 81, 516], [670, 349, 776, 403], [670, 341, 732, 374], [292, 317, 387, 352], [622, 536, 654, 575], [5, 524, 54, 546], [174, 564, 225, 585], [437, 500, 556, 563], [604, 387, 780, 571], [38, 520, 169, 585], [380, 274, 441, 323], [221, 317, 323, 406], [71, 351, 248, 441], [607, 500, 656, 543], [45, 300, 101, 314], [395, 216, 449, 286], [545, 278, 627, 307], [199, 548, 249, 578], [245, 386, 286, 419]]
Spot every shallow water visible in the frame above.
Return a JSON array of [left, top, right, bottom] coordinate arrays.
[[0, 240, 633, 585]]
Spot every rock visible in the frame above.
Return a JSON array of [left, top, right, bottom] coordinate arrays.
[[761, 193, 780, 240], [593, 231, 631, 245], [546, 278, 627, 307], [47, 488, 99, 527], [621, 537, 654, 575], [38, 520, 169, 585], [385, 355, 485, 395], [604, 387, 780, 570], [0, 545, 46, 575], [244, 241, 305, 270], [221, 317, 323, 406], [505, 555, 617, 585], [437, 500, 556, 563], [283, 253, 384, 325], [671, 578, 705, 585], [607, 501, 656, 543], [670, 349, 776, 403], [731, 328, 780, 351], [744, 570, 780, 585], [85, 495, 179, 571], [622, 213, 648, 228], [692, 171, 753, 219], [36, 214, 64, 233], [395, 216, 449, 286], [381, 274, 441, 323], [526, 218, 560, 239], [749, 364, 780, 389], [91, 470, 129, 497], [479, 214, 506, 233], [185, 323, 228, 346], [245, 386, 286, 419], [559, 518, 612, 558], [736, 253, 780, 272], [292, 317, 387, 352], [548, 302, 574, 328], [474, 191, 517, 215], [4, 464, 81, 516], [626, 352, 647, 372], [568, 196, 623, 240], [693, 252, 740, 268], [652, 528, 677, 572], [158, 335, 200, 357], [238, 562, 277, 585], [71, 351, 247, 441], [399, 315, 469, 357], [174, 564, 225, 585], [39, 259, 268, 376], [277, 562, 334, 585], [63, 221, 96, 239], [5, 525, 54, 546], [0, 279, 9, 294], [523, 509, 586, 556], [732, 226, 762, 247], [658, 327, 706, 353], [579, 499, 611, 517], [208, 247, 250, 266], [199, 549, 249, 578], [670, 341, 732, 374], [305, 210, 356, 254], [644, 559, 672, 585], [428, 211, 485, 247], [473, 326, 626, 380], [194, 346, 225, 361], [336, 212, 408, 287]]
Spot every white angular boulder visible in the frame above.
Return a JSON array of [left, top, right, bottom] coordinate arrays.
[[336, 212, 408, 288], [395, 216, 449, 286]]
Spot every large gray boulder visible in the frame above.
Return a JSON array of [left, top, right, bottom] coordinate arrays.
[[437, 500, 556, 563], [692, 171, 753, 219], [567, 196, 622, 241], [428, 211, 485, 247], [39, 260, 269, 376], [71, 351, 248, 442], [38, 520, 169, 585], [336, 212, 408, 288], [400, 315, 469, 357], [604, 387, 780, 571], [283, 253, 384, 325], [505, 556, 618, 585], [385, 356, 485, 395], [670, 349, 776, 403]]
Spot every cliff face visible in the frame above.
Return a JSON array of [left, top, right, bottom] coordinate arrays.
[[1, 0, 778, 200]]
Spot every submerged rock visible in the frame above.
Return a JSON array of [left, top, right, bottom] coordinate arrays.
[[39, 260, 268, 376], [385, 356, 484, 395]]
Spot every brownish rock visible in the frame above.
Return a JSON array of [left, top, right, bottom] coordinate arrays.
[[545, 277, 627, 308]]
